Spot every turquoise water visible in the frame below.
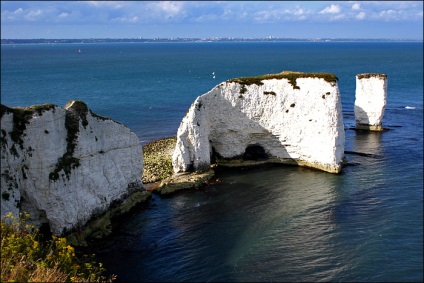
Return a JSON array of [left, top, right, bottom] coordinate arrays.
[[1, 42, 423, 282]]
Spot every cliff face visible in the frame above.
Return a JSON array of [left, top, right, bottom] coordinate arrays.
[[354, 73, 388, 131], [1, 101, 144, 236], [172, 71, 345, 174]]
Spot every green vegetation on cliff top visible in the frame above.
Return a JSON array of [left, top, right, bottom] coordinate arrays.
[[227, 71, 338, 90], [357, 73, 387, 79]]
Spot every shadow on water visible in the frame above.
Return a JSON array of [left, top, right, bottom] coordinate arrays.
[[352, 130, 383, 155], [96, 165, 352, 282], [212, 167, 344, 282]]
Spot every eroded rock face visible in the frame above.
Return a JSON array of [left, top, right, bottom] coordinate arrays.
[[1, 100, 144, 236], [354, 73, 388, 131], [172, 71, 345, 174]]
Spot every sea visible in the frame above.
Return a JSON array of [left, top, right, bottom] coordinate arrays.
[[1, 41, 423, 282]]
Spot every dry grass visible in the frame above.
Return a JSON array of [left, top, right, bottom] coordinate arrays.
[[1, 213, 115, 282], [2, 259, 69, 282]]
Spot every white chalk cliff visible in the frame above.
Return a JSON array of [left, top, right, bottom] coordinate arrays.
[[354, 73, 388, 131], [1, 100, 144, 236], [173, 71, 345, 174]]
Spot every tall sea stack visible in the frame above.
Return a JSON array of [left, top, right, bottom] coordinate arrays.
[[354, 73, 388, 131], [172, 71, 345, 174]]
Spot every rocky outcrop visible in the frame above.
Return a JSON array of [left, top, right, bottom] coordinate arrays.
[[354, 73, 388, 131], [172, 71, 345, 174], [1, 100, 146, 237]]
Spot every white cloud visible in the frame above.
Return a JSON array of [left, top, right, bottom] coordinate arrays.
[[151, 1, 184, 17], [356, 11, 366, 20], [252, 5, 312, 23], [1, 1, 422, 33], [195, 13, 219, 23], [3, 7, 23, 20], [320, 4, 341, 14], [24, 9, 42, 21], [112, 16, 139, 23], [294, 8, 305, 16], [141, 1, 188, 22], [14, 8, 24, 15], [86, 1, 124, 10], [378, 9, 401, 21], [352, 3, 361, 10], [58, 12, 69, 19], [326, 13, 346, 22]]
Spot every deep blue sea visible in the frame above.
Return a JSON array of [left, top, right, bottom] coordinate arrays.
[[1, 42, 423, 282]]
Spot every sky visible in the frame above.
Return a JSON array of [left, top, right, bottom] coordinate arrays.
[[1, 1, 423, 40]]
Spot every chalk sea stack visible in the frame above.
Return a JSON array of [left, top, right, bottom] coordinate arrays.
[[172, 71, 345, 174], [354, 73, 388, 131], [1, 100, 147, 240]]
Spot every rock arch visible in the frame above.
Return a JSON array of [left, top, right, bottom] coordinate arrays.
[[172, 71, 345, 174], [243, 144, 268, 161]]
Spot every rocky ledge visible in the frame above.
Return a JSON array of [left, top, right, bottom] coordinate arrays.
[[142, 137, 215, 196]]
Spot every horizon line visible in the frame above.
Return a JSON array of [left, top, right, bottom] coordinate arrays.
[[1, 37, 423, 42]]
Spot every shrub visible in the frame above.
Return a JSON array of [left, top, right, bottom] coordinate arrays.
[[1, 212, 115, 282]]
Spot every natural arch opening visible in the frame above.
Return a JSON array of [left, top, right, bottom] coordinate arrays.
[[243, 145, 268, 161]]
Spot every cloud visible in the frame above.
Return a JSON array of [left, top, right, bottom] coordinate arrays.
[[1, 1, 422, 29], [14, 8, 24, 14], [378, 9, 403, 21], [320, 4, 341, 14], [156, 1, 183, 15], [356, 12, 366, 20], [58, 12, 69, 19], [24, 9, 43, 21], [147, 1, 187, 20], [3, 7, 24, 20], [352, 3, 361, 10], [252, 5, 312, 23], [294, 8, 305, 16], [86, 1, 124, 10], [112, 15, 139, 23]]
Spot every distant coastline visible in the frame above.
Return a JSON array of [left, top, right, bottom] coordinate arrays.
[[1, 37, 422, 45]]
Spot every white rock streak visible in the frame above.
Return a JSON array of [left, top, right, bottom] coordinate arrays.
[[354, 73, 388, 131], [173, 73, 345, 174], [1, 101, 143, 235]]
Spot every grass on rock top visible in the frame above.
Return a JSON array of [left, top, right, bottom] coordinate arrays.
[[228, 70, 338, 90], [357, 73, 387, 79]]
